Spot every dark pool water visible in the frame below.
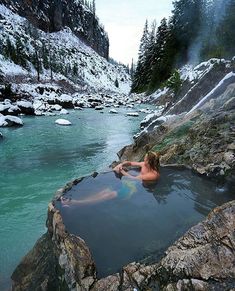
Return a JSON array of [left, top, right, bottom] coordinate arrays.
[[56, 167, 234, 278]]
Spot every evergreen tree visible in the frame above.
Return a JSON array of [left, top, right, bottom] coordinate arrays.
[[165, 69, 182, 94], [3, 38, 15, 60], [139, 20, 150, 58], [32, 50, 42, 81], [216, 0, 235, 57], [92, 0, 96, 15], [131, 20, 150, 92], [171, 0, 203, 64], [147, 18, 173, 93], [143, 20, 158, 86], [15, 36, 27, 68], [73, 62, 78, 76], [64, 63, 71, 76], [131, 0, 235, 95], [41, 41, 49, 70], [114, 78, 119, 88], [199, 0, 229, 60], [130, 58, 135, 79]]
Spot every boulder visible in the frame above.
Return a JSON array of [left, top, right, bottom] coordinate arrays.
[[56, 94, 73, 109], [140, 111, 162, 128], [50, 104, 62, 111], [109, 109, 118, 114], [0, 115, 23, 127], [127, 112, 139, 117], [7, 105, 21, 115], [11, 202, 96, 291], [55, 119, 71, 126], [59, 109, 69, 115], [0, 103, 11, 115], [0, 102, 22, 115], [95, 105, 104, 110], [156, 200, 235, 290], [16, 101, 34, 115]]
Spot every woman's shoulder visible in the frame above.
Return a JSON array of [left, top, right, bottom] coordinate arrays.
[[150, 169, 160, 179]]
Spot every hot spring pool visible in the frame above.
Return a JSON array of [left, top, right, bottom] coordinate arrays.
[[56, 167, 234, 278]]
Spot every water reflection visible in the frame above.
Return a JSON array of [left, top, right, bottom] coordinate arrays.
[[57, 167, 234, 278]]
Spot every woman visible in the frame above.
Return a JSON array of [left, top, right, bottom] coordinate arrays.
[[61, 152, 160, 206], [113, 151, 160, 181]]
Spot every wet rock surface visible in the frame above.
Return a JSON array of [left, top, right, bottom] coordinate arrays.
[[12, 200, 97, 291], [155, 200, 235, 290]]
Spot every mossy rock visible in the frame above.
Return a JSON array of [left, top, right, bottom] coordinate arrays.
[[152, 121, 194, 152]]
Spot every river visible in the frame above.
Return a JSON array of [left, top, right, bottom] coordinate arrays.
[[0, 106, 147, 289]]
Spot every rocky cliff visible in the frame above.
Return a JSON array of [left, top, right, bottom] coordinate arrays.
[[0, 0, 109, 59]]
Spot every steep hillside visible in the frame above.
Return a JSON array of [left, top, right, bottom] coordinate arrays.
[[118, 58, 235, 181], [0, 5, 130, 95], [0, 0, 109, 58]]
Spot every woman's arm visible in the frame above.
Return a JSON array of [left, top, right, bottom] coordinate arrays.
[[120, 168, 159, 181], [113, 161, 143, 172], [119, 168, 139, 179]]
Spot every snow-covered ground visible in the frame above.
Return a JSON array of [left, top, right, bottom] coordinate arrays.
[[0, 4, 131, 94], [179, 58, 231, 82], [187, 71, 235, 114]]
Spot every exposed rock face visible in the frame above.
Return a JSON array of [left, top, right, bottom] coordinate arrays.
[[119, 107, 235, 180], [11, 232, 65, 291], [151, 59, 235, 116], [12, 200, 97, 291], [0, 0, 109, 59], [168, 61, 233, 114], [155, 200, 235, 290]]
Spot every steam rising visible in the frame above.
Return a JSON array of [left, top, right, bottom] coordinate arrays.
[[188, 0, 230, 64]]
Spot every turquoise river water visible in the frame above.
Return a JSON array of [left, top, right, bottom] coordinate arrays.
[[0, 107, 148, 289]]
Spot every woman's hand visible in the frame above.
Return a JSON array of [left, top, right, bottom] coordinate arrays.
[[113, 163, 122, 173]]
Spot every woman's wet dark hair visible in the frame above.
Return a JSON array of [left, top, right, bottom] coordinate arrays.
[[146, 151, 160, 172]]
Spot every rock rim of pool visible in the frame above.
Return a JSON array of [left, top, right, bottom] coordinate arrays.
[[11, 169, 235, 291]]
